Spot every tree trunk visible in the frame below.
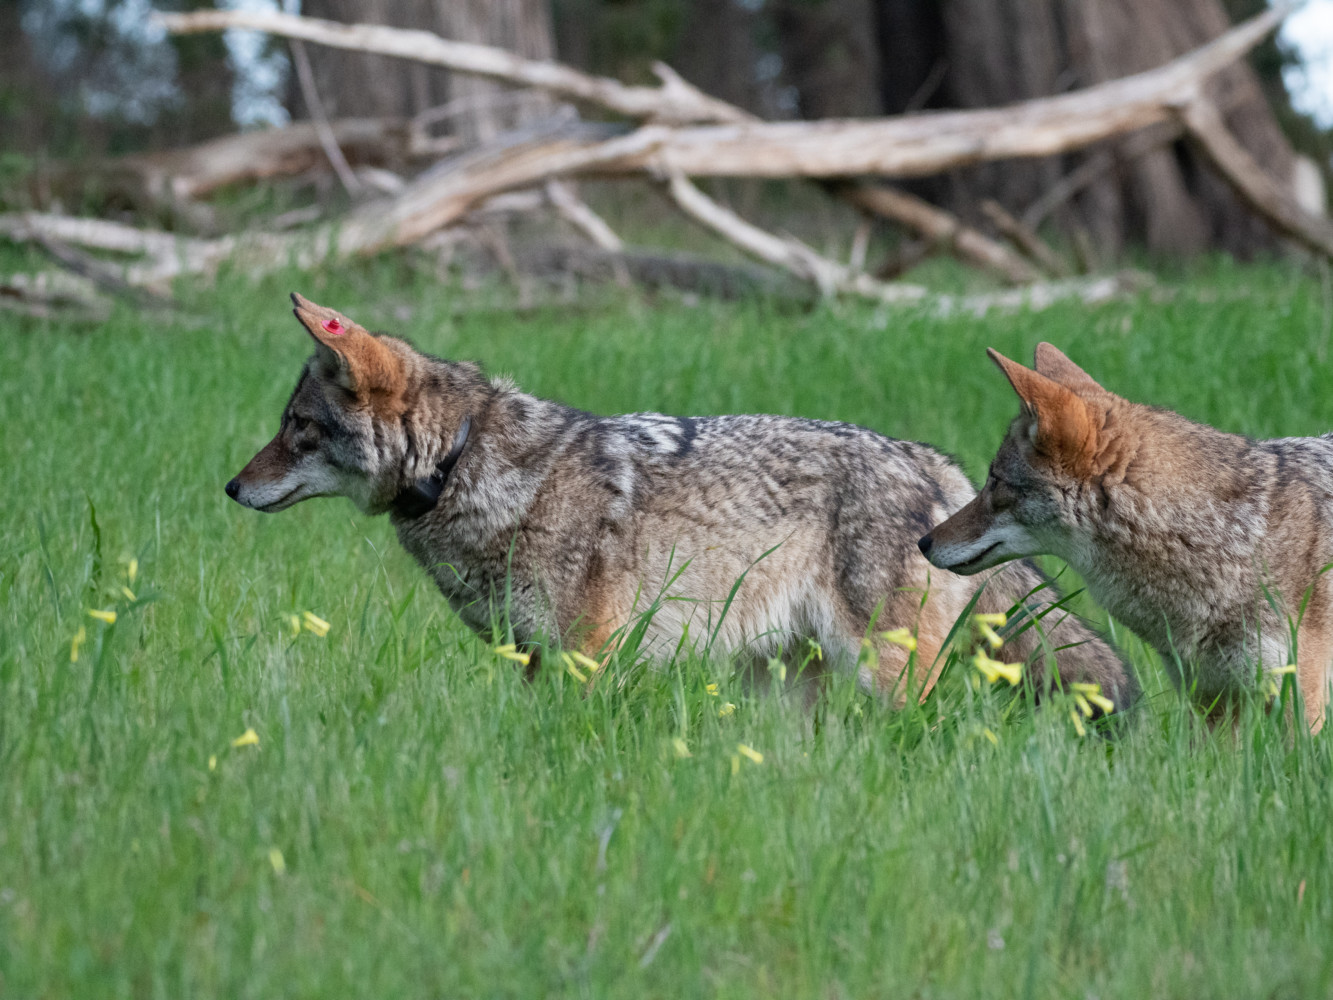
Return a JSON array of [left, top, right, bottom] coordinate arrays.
[[296, 0, 555, 143], [770, 0, 882, 120], [871, 0, 1297, 257], [428, 0, 555, 143], [292, 0, 448, 120]]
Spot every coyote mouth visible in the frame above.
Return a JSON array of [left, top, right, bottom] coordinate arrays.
[[948, 541, 1002, 573], [257, 484, 304, 512]]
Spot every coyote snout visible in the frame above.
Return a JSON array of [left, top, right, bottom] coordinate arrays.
[[918, 490, 1034, 576]]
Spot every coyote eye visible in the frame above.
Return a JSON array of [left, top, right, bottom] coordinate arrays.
[[290, 415, 321, 452]]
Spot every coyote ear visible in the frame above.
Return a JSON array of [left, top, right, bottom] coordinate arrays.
[[1033, 342, 1104, 394], [988, 348, 1098, 468], [289, 292, 403, 395]]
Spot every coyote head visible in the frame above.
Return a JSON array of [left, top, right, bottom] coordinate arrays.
[[226, 293, 480, 516], [919, 342, 1114, 575]]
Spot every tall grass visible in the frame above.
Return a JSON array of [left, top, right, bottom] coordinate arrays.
[[2, 261, 1332, 997]]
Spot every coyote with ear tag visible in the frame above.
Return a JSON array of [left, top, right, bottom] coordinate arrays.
[[227, 295, 1134, 709], [919, 342, 1333, 729]]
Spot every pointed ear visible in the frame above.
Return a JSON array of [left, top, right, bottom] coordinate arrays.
[[987, 348, 1098, 468], [289, 292, 403, 395], [1033, 342, 1104, 394]]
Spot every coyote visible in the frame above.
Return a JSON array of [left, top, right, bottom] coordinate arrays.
[[226, 295, 1134, 708], [920, 342, 1330, 729]]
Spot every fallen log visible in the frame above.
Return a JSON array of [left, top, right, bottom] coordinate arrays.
[[843, 184, 1040, 284], [665, 171, 928, 303], [159, 6, 1284, 181], [157, 9, 753, 127], [68, 118, 418, 206], [1176, 97, 1333, 259]]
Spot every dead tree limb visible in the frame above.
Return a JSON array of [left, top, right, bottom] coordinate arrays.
[[93, 119, 415, 203], [980, 199, 1070, 277], [841, 184, 1040, 283], [544, 180, 623, 252], [27, 226, 174, 308], [1020, 124, 1180, 231], [1175, 97, 1333, 259], [160, 6, 1284, 180], [665, 172, 928, 303], [288, 39, 362, 196], [156, 9, 754, 126]]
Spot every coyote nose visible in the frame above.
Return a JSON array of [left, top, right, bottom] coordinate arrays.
[[225, 478, 241, 501], [917, 534, 933, 558]]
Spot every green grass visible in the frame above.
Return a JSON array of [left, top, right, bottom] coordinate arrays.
[[4, 260, 1333, 998]]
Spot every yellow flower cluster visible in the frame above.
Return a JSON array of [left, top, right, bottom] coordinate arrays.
[[972, 650, 1022, 686], [560, 650, 601, 683], [492, 643, 530, 667], [1262, 664, 1297, 700]]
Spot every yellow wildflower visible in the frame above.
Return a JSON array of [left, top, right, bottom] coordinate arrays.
[[705, 683, 719, 697], [126, 558, 138, 585], [671, 737, 692, 759], [1070, 709, 1087, 737], [567, 651, 602, 675], [1070, 681, 1115, 714], [231, 727, 260, 748], [286, 614, 301, 637], [972, 650, 1022, 686], [560, 653, 587, 683], [493, 643, 531, 667], [859, 638, 879, 671], [718, 702, 736, 717], [982, 727, 999, 747], [977, 622, 1004, 650], [973, 613, 1008, 627], [87, 609, 116, 625], [121, 586, 136, 602], [880, 628, 918, 652], [737, 743, 764, 765], [301, 611, 331, 637], [1262, 665, 1297, 700], [70, 626, 86, 663], [269, 848, 286, 874], [809, 641, 823, 662]]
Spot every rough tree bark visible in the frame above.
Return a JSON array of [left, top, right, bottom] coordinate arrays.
[[773, 0, 1303, 258], [297, 0, 554, 143]]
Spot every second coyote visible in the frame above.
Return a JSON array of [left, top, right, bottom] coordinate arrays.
[[921, 342, 1331, 729]]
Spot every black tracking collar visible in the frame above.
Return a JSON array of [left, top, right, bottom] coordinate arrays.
[[390, 416, 472, 519]]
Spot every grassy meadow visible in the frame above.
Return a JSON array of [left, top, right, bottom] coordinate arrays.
[[3, 258, 1333, 997]]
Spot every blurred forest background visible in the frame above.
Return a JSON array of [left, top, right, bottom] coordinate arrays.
[[2, 0, 1332, 315]]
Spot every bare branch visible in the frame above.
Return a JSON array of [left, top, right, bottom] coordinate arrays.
[[1175, 97, 1333, 259], [545, 180, 623, 252], [158, 6, 1286, 179], [980, 200, 1070, 277], [288, 39, 362, 196], [156, 8, 753, 126], [665, 172, 928, 303], [841, 184, 1040, 284]]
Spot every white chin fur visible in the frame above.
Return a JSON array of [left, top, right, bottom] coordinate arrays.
[[929, 524, 1033, 575], [238, 463, 346, 512]]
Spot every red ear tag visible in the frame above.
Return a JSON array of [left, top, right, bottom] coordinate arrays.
[[322, 318, 345, 335]]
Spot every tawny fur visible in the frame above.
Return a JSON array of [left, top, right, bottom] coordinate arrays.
[[922, 341, 1332, 730], [228, 295, 1136, 710]]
